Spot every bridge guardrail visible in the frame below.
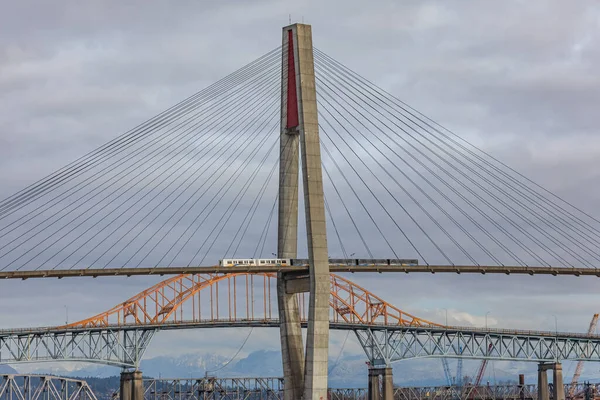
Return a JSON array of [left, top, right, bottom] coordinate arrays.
[[2, 319, 600, 340]]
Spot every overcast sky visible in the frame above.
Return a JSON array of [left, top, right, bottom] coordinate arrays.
[[1, 0, 600, 381]]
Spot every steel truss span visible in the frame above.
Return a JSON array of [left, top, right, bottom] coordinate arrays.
[[1, 265, 599, 280], [391, 382, 596, 400], [145, 377, 284, 400], [0, 375, 98, 400], [136, 377, 598, 400], [3, 324, 600, 369], [356, 327, 600, 366], [0, 329, 154, 368]]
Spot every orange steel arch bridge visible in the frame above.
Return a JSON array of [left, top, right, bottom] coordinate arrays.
[[2, 272, 600, 369]]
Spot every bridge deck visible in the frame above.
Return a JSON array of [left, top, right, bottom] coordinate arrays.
[[0, 264, 597, 279], [4, 320, 600, 366], [2, 319, 600, 340]]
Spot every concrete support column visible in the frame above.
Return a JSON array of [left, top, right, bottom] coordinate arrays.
[[538, 364, 549, 400], [278, 20, 304, 400], [519, 374, 525, 400], [368, 368, 381, 400], [368, 367, 393, 400], [120, 372, 131, 400], [279, 22, 330, 399], [382, 367, 394, 400], [553, 363, 565, 400], [294, 23, 330, 400], [120, 371, 143, 400], [277, 276, 305, 399]]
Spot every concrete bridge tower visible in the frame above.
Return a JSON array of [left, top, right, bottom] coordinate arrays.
[[277, 23, 330, 399]]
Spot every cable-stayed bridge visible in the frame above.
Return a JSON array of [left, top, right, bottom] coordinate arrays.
[[3, 38, 599, 278], [1, 23, 599, 400]]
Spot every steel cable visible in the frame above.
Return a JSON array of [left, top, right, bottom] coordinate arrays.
[[314, 53, 552, 266], [0, 63, 282, 245], [0, 47, 284, 218], [315, 73, 505, 265], [315, 48, 600, 267], [315, 56, 591, 267], [62, 87, 281, 270], [0, 70, 281, 270]]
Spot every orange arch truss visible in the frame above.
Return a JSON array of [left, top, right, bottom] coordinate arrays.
[[65, 273, 441, 329]]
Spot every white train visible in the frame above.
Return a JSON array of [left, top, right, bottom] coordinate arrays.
[[219, 258, 290, 267], [219, 258, 418, 267]]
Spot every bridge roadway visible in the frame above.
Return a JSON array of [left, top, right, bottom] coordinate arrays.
[[3, 320, 600, 368], [1, 264, 598, 279]]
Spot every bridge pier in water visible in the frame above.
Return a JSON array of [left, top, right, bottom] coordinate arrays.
[[120, 370, 143, 400], [538, 362, 564, 400], [368, 367, 394, 400]]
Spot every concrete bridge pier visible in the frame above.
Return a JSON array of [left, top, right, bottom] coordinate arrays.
[[368, 367, 393, 400], [120, 370, 143, 400], [553, 363, 565, 400], [519, 374, 525, 400], [537, 362, 564, 400]]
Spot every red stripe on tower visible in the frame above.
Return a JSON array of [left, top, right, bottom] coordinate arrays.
[[286, 29, 299, 129]]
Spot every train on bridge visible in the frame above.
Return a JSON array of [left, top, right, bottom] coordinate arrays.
[[219, 258, 419, 267]]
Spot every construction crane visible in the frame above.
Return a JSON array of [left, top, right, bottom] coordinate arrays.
[[568, 314, 599, 398], [442, 358, 453, 386], [474, 343, 494, 386], [456, 347, 464, 388]]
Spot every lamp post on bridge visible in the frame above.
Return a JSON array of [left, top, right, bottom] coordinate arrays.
[[551, 314, 558, 334], [485, 311, 491, 329], [551, 314, 559, 362], [442, 308, 448, 327]]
